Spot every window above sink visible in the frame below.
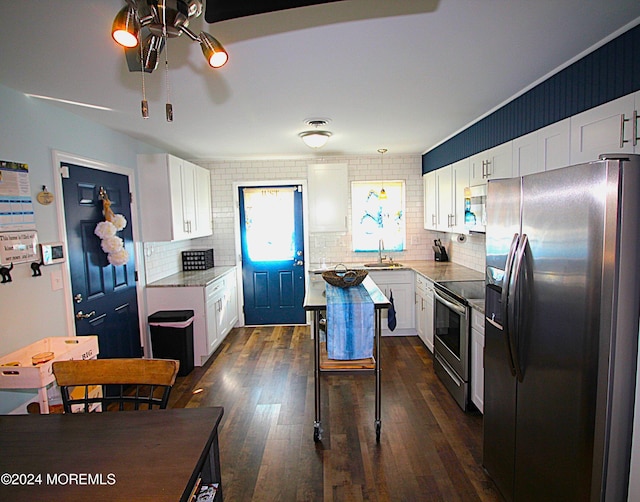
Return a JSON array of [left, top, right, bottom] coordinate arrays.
[[351, 180, 406, 253]]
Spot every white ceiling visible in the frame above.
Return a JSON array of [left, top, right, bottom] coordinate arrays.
[[1, 0, 639, 161]]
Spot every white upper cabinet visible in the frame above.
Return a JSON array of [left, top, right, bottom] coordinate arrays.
[[513, 118, 571, 176], [194, 164, 213, 237], [538, 118, 571, 171], [570, 93, 637, 164], [426, 91, 639, 200], [307, 163, 348, 232], [469, 141, 513, 185], [512, 131, 539, 177], [435, 165, 452, 231], [423, 170, 438, 231], [138, 153, 212, 241], [424, 159, 468, 233], [451, 158, 470, 233]]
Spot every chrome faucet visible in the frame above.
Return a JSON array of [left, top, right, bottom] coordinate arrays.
[[378, 239, 386, 263]]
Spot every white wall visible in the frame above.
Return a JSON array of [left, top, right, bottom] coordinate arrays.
[[0, 84, 159, 412]]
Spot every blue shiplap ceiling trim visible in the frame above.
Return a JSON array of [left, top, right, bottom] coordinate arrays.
[[422, 23, 640, 174]]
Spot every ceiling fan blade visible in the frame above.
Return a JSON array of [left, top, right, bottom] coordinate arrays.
[[205, 0, 344, 23]]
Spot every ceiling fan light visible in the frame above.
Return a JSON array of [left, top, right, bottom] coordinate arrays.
[[299, 130, 332, 148], [112, 6, 140, 48], [200, 32, 228, 68]]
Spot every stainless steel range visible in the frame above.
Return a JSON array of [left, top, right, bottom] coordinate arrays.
[[433, 280, 484, 411]]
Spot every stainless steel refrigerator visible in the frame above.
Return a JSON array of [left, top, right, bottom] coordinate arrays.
[[483, 154, 640, 501]]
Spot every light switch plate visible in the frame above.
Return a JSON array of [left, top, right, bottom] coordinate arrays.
[[50, 270, 63, 291]]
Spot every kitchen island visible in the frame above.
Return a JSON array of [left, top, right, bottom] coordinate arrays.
[[310, 261, 484, 337], [303, 275, 390, 442]]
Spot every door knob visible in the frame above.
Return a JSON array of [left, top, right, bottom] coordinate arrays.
[[75, 310, 96, 320]]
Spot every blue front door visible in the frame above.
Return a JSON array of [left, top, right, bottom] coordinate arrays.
[[239, 185, 306, 325], [62, 163, 142, 359]]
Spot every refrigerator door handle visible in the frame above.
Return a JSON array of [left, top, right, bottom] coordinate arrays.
[[501, 233, 520, 376], [508, 233, 528, 382]]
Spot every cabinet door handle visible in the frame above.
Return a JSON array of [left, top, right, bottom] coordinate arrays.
[[620, 113, 630, 148], [633, 110, 638, 147]]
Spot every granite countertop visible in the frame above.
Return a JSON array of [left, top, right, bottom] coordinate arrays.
[[310, 260, 485, 313], [310, 260, 484, 282], [146, 266, 236, 288]]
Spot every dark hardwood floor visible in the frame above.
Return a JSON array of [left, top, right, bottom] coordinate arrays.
[[168, 326, 502, 501]]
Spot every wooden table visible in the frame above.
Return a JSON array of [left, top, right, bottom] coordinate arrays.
[[0, 407, 223, 501], [303, 275, 390, 442]]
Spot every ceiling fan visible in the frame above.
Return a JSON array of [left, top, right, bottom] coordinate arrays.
[[204, 0, 345, 23]]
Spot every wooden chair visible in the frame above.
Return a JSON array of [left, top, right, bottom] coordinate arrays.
[[52, 358, 180, 413]]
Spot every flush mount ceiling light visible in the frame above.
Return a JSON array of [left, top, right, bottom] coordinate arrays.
[[112, 0, 228, 120], [299, 119, 332, 148]]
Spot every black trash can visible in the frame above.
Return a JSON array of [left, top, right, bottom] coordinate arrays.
[[148, 310, 195, 376]]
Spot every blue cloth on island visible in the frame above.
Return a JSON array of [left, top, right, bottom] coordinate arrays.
[[326, 283, 374, 360]]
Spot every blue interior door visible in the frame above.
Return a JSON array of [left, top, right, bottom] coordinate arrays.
[[62, 163, 142, 359], [239, 185, 306, 325]]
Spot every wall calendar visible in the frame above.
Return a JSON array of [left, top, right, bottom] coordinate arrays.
[[0, 160, 36, 232]]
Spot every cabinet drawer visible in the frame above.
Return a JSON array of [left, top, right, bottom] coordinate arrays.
[[206, 283, 223, 299]]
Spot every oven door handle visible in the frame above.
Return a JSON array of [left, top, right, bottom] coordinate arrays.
[[435, 352, 462, 386], [434, 290, 466, 317]]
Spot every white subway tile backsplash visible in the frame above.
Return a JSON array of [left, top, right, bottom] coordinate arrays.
[[142, 154, 487, 282]]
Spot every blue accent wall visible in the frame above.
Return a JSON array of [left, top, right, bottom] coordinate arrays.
[[422, 23, 640, 174]]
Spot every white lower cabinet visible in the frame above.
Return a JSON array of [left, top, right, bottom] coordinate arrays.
[[146, 268, 238, 367], [415, 273, 434, 352], [205, 280, 225, 357], [471, 307, 485, 413], [367, 270, 415, 336]]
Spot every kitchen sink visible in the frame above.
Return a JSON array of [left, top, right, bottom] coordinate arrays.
[[364, 262, 403, 268]]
